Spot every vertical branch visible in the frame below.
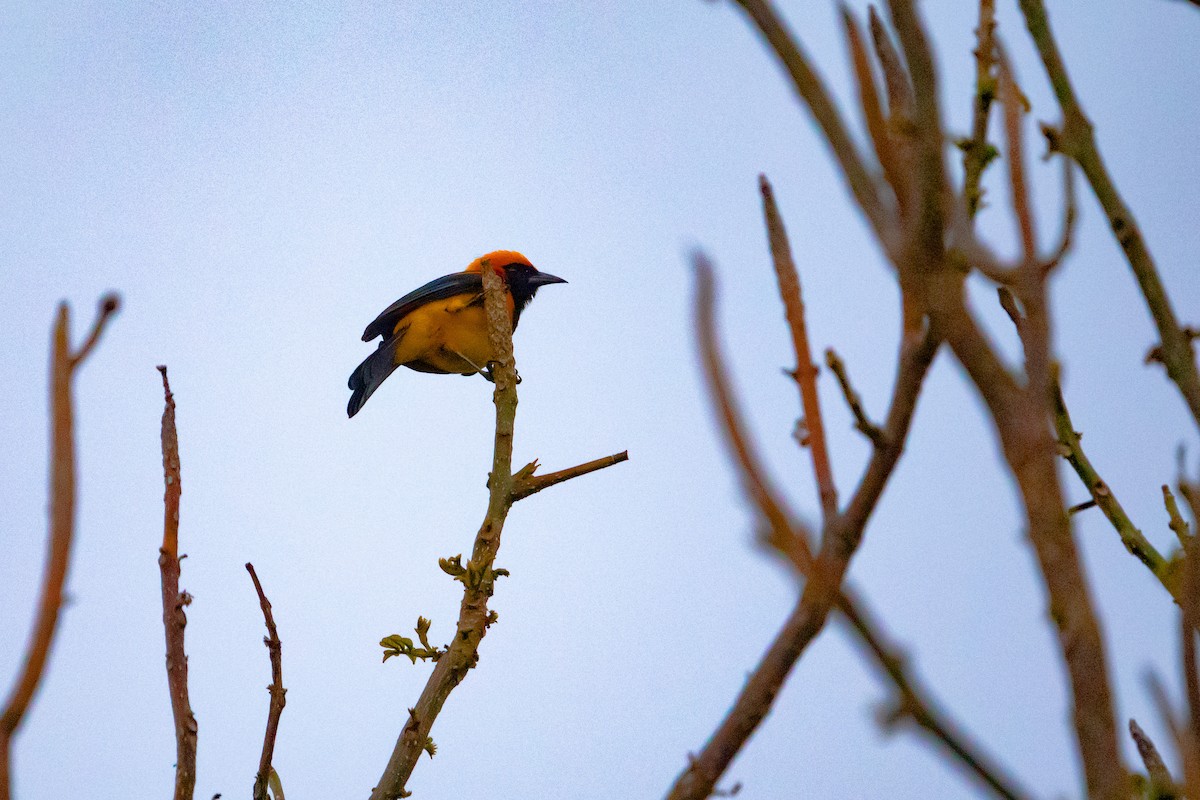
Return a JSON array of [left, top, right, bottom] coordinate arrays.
[[157, 366, 197, 800], [246, 563, 286, 800], [1183, 531, 1200, 795], [885, 2, 1127, 796], [368, 264, 520, 800], [369, 263, 625, 799], [760, 175, 838, 520], [0, 295, 118, 800], [961, 0, 997, 219]]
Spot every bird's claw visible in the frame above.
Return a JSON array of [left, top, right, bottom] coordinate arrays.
[[483, 362, 521, 384]]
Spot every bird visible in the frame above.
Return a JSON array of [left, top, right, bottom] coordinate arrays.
[[347, 250, 566, 417]]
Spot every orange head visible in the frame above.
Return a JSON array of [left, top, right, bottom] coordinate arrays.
[[463, 250, 566, 317]]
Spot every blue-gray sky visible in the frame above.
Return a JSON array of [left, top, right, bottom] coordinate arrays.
[[3, 2, 1198, 798]]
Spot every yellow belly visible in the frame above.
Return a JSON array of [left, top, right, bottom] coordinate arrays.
[[391, 295, 503, 374]]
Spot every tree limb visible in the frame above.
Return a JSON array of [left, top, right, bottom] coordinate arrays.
[[370, 264, 626, 799], [157, 365, 197, 800], [1017, 0, 1200, 432], [247, 563, 286, 800], [0, 295, 119, 800]]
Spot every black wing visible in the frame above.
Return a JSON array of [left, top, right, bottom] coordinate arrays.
[[360, 272, 484, 342]]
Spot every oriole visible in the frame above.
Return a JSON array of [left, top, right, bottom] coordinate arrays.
[[347, 250, 566, 417]]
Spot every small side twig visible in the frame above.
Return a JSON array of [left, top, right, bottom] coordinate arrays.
[[246, 563, 286, 800], [157, 366, 198, 800], [0, 295, 119, 800], [1129, 719, 1178, 799], [825, 348, 887, 448], [1050, 369, 1176, 595], [960, 0, 998, 220], [510, 451, 629, 502]]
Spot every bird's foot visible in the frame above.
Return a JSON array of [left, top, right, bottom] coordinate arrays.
[[484, 361, 522, 384]]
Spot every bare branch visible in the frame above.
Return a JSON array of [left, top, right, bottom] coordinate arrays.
[[157, 366, 197, 800], [867, 7, 914, 128], [371, 263, 627, 797], [732, 0, 891, 241], [1018, 0, 1200, 432], [247, 563, 286, 800], [668, 250, 937, 800], [760, 175, 838, 520], [883, 2, 1127, 793], [509, 451, 629, 503], [842, 7, 908, 215], [825, 348, 887, 448], [1129, 719, 1178, 799], [1165, 485, 1191, 548], [960, 0, 998, 220], [0, 295, 119, 800], [1050, 371, 1175, 593]]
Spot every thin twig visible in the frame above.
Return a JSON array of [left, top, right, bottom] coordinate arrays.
[[825, 348, 887, 448], [732, 0, 891, 243], [247, 563, 286, 800], [1165, 485, 1191, 548], [1050, 371, 1175, 590], [370, 265, 626, 798], [1018, 0, 1200, 432], [1184, 529, 1200, 795], [510, 451, 629, 502], [157, 366, 197, 800], [961, 0, 997, 220], [760, 175, 837, 520], [0, 295, 119, 800], [841, 7, 907, 216], [1129, 719, 1177, 798]]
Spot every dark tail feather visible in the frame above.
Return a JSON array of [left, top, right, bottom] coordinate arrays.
[[347, 344, 399, 417]]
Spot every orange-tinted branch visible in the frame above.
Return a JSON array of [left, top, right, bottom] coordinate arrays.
[[760, 175, 838, 521], [0, 295, 119, 800], [157, 366, 197, 800]]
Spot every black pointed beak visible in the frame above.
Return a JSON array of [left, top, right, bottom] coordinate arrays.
[[529, 272, 567, 288]]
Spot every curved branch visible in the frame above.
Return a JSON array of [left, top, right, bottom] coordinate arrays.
[[0, 295, 120, 800]]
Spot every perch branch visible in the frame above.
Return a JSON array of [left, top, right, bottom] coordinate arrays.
[[157, 366, 197, 800], [370, 264, 626, 799], [1018, 0, 1200, 432], [247, 563, 286, 800], [0, 294, 119, 800]]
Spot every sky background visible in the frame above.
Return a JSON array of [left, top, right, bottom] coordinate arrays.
[[3, 1, 1199, 798]]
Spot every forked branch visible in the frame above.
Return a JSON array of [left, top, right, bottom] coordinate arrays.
[[0, 295, 119, 800]]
